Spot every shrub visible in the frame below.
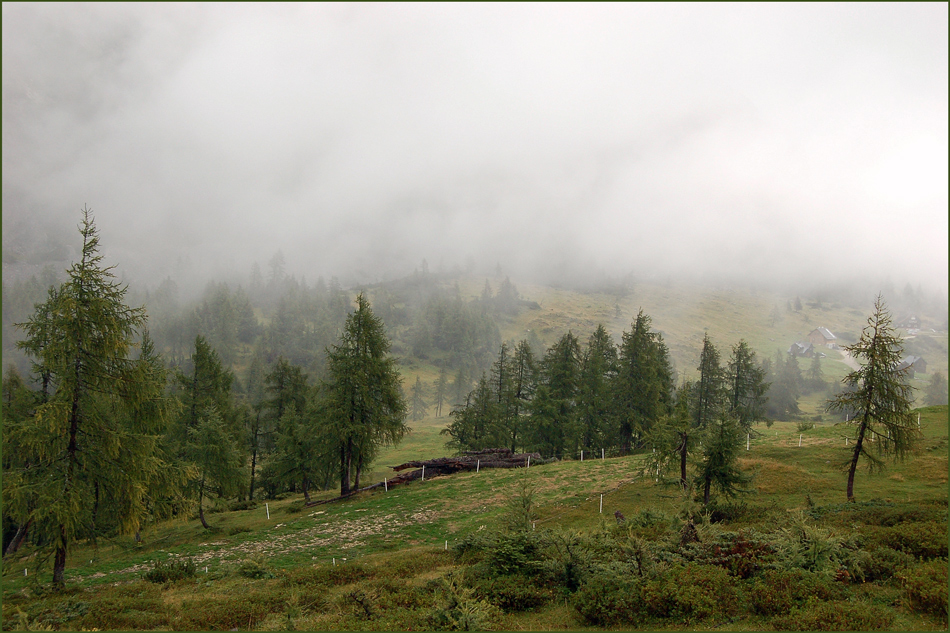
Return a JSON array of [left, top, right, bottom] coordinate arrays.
[[227, 525, 252, 536], [238, 554, 275, 579], [899, 559, 948, 622], [484, 531, 542, 577], [427, 569, 501, 631], [796, 421, 815, 433], [749, 569, 844, 616], [875, 521, 948, 560], [228, 499, 259, 511], [771, 600, 894, 630], [854, 546, 914, 582], [573, 567, 645, 626], [142, 557, 197, 583], [641, 563, 743, 622], [470, 574, 554, 612]]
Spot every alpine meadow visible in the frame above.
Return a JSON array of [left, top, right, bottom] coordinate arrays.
[[2, 4, 947, 631]]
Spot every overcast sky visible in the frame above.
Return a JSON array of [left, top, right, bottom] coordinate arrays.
[[3, 3, 947, 293]]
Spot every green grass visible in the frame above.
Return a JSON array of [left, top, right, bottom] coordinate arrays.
[[3, 406, 945, 630]]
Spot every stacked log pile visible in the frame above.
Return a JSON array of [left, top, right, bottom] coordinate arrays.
[[304, 448, 540, 507]]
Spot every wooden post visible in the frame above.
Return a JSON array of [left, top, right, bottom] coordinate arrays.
[[599, 494, 603, 514], [476, 459, 480, 472], [601, 448, 605, 460], [747, 434, 750, 451], [384, 478, 388, 492], [799, 435, 802, 447], [581, 450, 583, 462], [422, 465, 425, 481], [266, 503, 270, 519], [527, 455, 530, 468]]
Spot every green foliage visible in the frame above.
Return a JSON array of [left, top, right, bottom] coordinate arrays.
[[427, 569, 501, 631], [324, 293, 408, 495], [640, 563, 743, 622], [142, 558, 197, 583], [7, 208, 178, 584], [828, 295, 920, 502], [573, 566, 645, 625], [238, 554, 276, 579], [749, 568, 843, 616], [872, 521, 948, 559], [925, 371, 948, 406], [899, 559, 948, 622], [469, 574, 553, 612], [770, 600, 894, 630]]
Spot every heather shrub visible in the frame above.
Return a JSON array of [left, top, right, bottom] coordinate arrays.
[[641, 563, 743, 622], [573, 566, 645, 626], [749, 568, 844, 616], [899, 559, 948, 622], [470, 574, 554, 612], [875, 521, 948, 559], [771, 600, 894, 630]]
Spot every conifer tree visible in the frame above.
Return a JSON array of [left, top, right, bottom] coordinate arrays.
[[411, 376, 428, 421], [612, 311, 673, 453], [726, 340, 769, 430], [8, 209, 173, 585], [924, 371, 947, 406], [828, 296, 920, 502], [530, 332, 582, 458], [578, 325, 617, 451], [693, 333, 725, 429], [695, 412, 749, 505], [434, 367, 449, 417], [324, 293, 408, 496], [185, 406, 246, 528]]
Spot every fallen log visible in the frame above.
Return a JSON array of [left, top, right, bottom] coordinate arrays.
[[304, 449, 541, 507]]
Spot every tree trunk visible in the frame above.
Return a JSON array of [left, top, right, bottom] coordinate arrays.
[[52, 525, 67, 586], [846, 415, 868, 502], [679, 432, 689, 491], [340, 440, 351, 497], [302, 477, 311, 502], [703, 474, 711, 506], [3, 519, 32, 558], [198, 477, 211, 529]]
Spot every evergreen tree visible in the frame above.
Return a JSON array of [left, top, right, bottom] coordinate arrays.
[[924, 371, 948, 406], [434, 367, 449, 417], [828, 296, 920, 502], [244, 351, 268, 500], [411, 376, 428, 421], [185, 407, 246, 528], [726, 340, 769, 431], [7, 209, 173, 585], [578, 325, 617, 451], [805, 354, 825, 394], [508, 340, 537, 453], [442, 375, 497, 452], [695, 412, 749, 505], [648, 379, 694, 490], [765, 350, 802, 420], [262, 402, 334, 502], [324, 293, 408, 496], [175, 336, 235, 432], [530, 332, 582, 458], [612, 311, 673, 452], [693, 334, 725, 431]]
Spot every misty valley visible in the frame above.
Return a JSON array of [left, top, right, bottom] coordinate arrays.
[[1, 212, 947, 631]]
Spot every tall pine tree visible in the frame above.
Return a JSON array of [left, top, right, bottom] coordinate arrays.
[[8, 209, 173, 585], [828, 296, 920, 502], [324, 293, 408, 496]]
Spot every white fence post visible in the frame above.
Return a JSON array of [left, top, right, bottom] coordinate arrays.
[[599, 494, 603, 514], [266, 503, 270, 520], [384, 478, 388, 492], [476, 459, 480, 472], [799, 435, 802, 447], [422, 465, 425, 481]]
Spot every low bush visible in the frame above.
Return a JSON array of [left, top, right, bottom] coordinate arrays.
[[855, 546, 915, 582], [172, 591, 287, 630], [641, 563, 743, 622], [874, 521, 948, 559], [749, 568, 844, 616], [899, 559, 948, 622], [770, 600, 894, 630], [470, 574, 554, 612], [228, 499, 258, 512], [227, 525, 252, 536], [573, 567, 645, 626], [142, 557, 197, 583], [238, 554, 275, 579], [79, 583, 168, 630]]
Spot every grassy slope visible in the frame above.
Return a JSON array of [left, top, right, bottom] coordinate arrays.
[[376, 275, 946, 485], [3, 406, 946, 630]]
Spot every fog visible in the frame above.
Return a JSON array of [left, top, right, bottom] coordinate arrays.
[[3, 4, 947, 295]]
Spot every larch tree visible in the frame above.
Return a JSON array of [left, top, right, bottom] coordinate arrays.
[[828, 296, 920, 502], [726, 340, 769, 431], [324, 293, 408, 496], [578, 325, 617, 452], [411, 376, 428, 421], [8, 209, 173, 586]]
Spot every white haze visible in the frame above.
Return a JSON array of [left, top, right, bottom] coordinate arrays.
[[3, 3, 947, 294]]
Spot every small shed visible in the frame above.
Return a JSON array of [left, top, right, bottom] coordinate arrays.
[[788, 341, 814, 358], [808, 327, 837, 349]]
